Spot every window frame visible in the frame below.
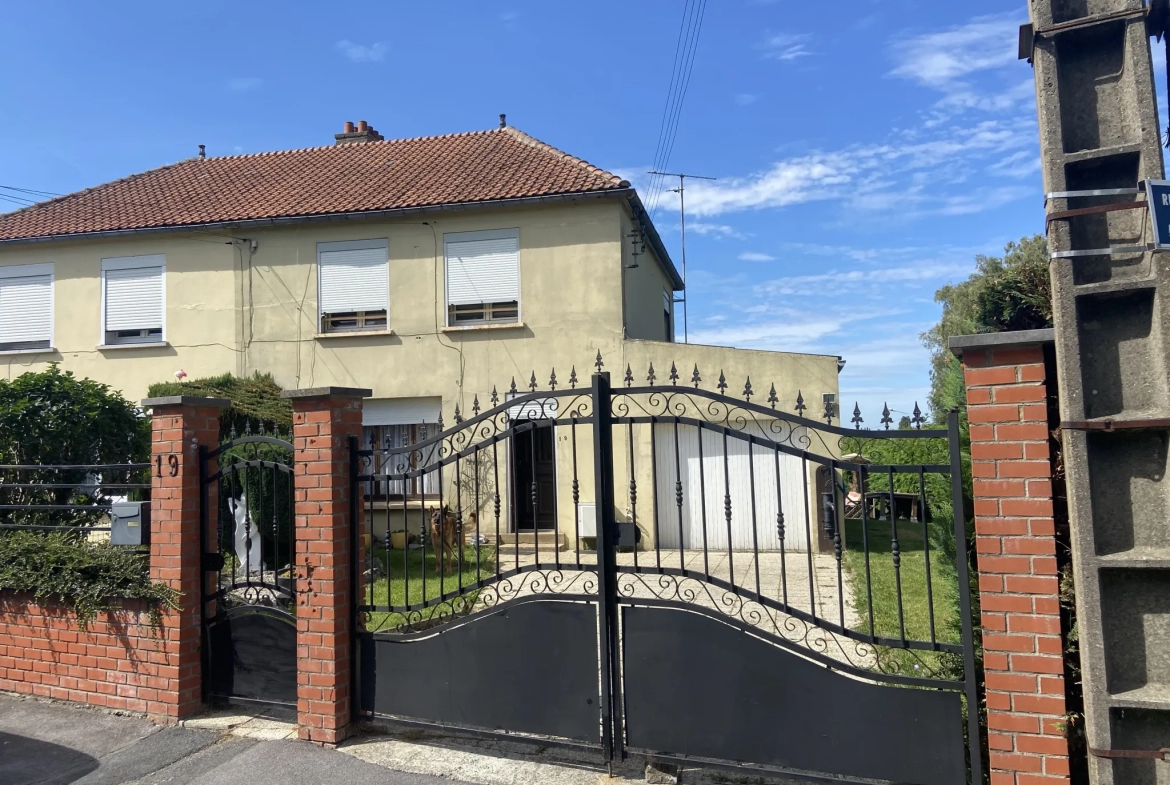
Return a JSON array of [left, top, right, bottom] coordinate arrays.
[[443, 228, 521, 328], [0, 262, 54, 354], [99, 255, 166, 347], [317, 238, 390, 334]]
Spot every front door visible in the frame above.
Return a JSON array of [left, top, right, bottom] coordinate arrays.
[[513, 421, 556, 530]]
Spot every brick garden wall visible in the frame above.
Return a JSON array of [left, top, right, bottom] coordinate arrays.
[[955, 333, 1072, 785], [0, 596, 177, 715]]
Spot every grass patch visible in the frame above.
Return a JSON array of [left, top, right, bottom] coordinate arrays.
[[363, 543, 497, 631], [842, 517, 962, 676]]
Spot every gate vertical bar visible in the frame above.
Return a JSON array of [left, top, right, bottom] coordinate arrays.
[[591, 371, 619, 763], [949, 409, 983, 784], [198, 443, 210, 703]]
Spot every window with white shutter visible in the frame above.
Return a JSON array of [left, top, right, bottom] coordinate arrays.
[[318, 239, 389, 333], [445, 229, 520, 326], [0, 264, 53, 352], [101, 256, 164, 345]]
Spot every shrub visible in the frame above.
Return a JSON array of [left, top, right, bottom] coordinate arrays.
[[0, 531, 179, 629]]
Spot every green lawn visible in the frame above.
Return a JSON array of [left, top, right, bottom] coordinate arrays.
[[842, 517, 962, 675], [362, 543, 497, 632]]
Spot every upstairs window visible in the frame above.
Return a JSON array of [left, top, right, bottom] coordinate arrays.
[[0, 263, 53, 352], [362, 397, 442, 499], [445, 229, 520, 326], [318, 239, 389, 333], [102, 255, 164, 345]]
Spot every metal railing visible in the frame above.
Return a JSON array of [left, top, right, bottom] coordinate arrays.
[[0, 463, 151, 532]]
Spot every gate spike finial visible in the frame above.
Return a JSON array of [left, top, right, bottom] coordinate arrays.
[[768, 383, 778, 409], [851, 403, 864, 430], [717, 370, 728, 394], [669, 361, 679, 385], [647, 362, 656, 386], [437, 410, 445, 430], [529, 371, 538, 392], [230, 423, 238, 439], [795, 390, 806, 416], [692, 364, 702, 388], [743, 376, 753, 401], [881, 403, 892, 430], [624, 364, 634, 387], [244, 419, 252, 436], [509, 377, 518, 396], [912, 402, 924, 430], [454, 403, 463, 424], [823, 397, 835, 424], [491, 386, 499, 406], [595, 350, 604, 372], [569, 367, 578, 388], [549, 368, 557, 390], [472, 395, 481, 416]]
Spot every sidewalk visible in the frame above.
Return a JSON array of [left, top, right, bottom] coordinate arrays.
[[0, 693, 807, 785]]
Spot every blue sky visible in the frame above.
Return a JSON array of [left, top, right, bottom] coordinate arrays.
[[3, 1, 1160, 420]]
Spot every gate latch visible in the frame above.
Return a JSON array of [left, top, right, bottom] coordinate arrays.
[[203, 552, 226, 571]]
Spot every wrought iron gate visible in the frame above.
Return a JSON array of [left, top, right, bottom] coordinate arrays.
[[201, 429, 297, 707], [355, 361, 983, 785]]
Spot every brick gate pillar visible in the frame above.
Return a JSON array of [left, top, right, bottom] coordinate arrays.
[[142, 395, 228, 720], [282, 387, 369, 745], [949, 330, 1071, 785]]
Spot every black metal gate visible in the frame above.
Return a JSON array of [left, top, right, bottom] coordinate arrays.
[[201, 429, 297, 708], [355, 361, 983, 785]]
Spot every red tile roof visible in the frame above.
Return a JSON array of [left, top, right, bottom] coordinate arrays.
[[0, 127, 630, 242]]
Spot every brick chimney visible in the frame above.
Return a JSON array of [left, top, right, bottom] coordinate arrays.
[[334, 120, 384, 146]]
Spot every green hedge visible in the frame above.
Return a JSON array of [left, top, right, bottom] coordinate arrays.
[[147, 372, 291, 436], [0, 531, 179, 630]]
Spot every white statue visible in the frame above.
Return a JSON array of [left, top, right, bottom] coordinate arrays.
[[228, 493, 263, 575]]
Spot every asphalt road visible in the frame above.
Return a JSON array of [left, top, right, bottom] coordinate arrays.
[[0, 695, 470, 785]]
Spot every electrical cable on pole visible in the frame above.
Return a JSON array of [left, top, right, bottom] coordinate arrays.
[[647, 170, 715, 344]]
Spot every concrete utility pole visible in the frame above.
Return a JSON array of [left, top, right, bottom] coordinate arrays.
[[649, 170, 715, 344], [1024, 3, 1170, 782]]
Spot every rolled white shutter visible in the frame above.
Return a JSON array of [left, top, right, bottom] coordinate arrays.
[[105, 265, 163, 331], [363, 397, 442, 427], [0, 273, 51, 345], [319, 240, 388, 314], [445, 233, 519, 306]]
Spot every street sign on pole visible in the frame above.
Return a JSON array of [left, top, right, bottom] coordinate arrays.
[[1145, 179, 1170, 249]]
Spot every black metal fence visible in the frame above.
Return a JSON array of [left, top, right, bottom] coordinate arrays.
[[0, 463, 151, 534], [353, 357, 983, 784]]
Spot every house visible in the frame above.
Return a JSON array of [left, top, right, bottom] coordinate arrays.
[[0, 119, 842, 551]]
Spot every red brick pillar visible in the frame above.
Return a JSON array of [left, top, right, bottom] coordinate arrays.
[[283, 386, 369, 745], [950, 331, 1069, 785], [142, 394, 228, 720]]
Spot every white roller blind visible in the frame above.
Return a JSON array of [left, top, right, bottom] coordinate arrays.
[[363, 397, 442, 427], [0, 268, 51, 345], [318, 240, 388, 314], [445, 231, 519, 306], [104, 262, 163, 332]]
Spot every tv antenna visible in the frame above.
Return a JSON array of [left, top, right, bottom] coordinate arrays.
[[648, 170, 716, 343]]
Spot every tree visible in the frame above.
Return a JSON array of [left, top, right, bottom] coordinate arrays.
[[921, 236, 1051, 420], [0, 365, 149, 525]]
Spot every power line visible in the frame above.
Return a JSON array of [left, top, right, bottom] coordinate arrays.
[[646, 0, 708, 217], [648, 170, 716, 344], [0, 185, 60, 197]]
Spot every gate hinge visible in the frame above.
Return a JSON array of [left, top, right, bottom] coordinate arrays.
[[1090, 746, 1170, 761], [203, 552, 226, 571]]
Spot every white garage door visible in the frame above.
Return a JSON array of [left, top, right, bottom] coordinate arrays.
[[653, 424, 811, 552]]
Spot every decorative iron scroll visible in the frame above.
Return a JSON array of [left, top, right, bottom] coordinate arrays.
[[615, 572, 962, 683], [361, 568, 599, 635]]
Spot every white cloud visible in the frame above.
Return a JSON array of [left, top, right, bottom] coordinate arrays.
[[682, 117, 1036, 217], [762, 33, 812, 62], [890, 14, 1031, 115], [226, 77, 262, 92], [336, 40, 388, 63], [735, 93, 759, 106], [739, 251, 775, 262], [687, 222, 749, 239]]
